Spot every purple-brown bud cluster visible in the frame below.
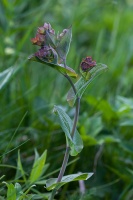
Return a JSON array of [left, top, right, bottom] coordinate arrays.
[[30, 22, 69, 63], [80, 56, 96, 72], [34, 46, 54, 62], [30, 22, 56, 62]]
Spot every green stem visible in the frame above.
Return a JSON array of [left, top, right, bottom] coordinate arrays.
[[48, 188, 57, 200], [64, 74, 77, 95], [56, 146, 70, 182], [55, 96, 80, 184], [49, 63, 80, 200], [71, 97, 80, 138]]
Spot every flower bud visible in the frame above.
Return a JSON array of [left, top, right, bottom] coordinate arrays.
[[34, 46, 55, 62], [37, 27, 45, 34], [31, 33, 45, 46], [80, 56, 96, 72], [57, 29, 67, 40], [31, 22, 56, 48], [43, 22, 51, 30], [49, 28, 55, 35]]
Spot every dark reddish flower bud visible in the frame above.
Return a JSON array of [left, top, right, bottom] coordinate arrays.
[[80, 56, 96, 72]]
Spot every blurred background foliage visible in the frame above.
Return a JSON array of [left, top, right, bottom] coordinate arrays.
[[0, 0, 133, 199]]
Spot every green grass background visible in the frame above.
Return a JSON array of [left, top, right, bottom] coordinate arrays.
[[0, 0, 133, 199]]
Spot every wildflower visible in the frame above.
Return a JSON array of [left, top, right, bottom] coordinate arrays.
[[43, 22, 55, 34], [80, 56, 96, 72], [43, 22, 52, 31], [37, 23, 55, 35], [31, 33, 45, 46], [37, 27, 46, 34], [34, 46, 55, 62], [31, 22, 55, 46]]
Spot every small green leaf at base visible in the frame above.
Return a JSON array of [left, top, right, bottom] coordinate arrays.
[[46, 172, 93, 191], [3, 182, 16, 200], [15, 150, 27, 182], [29, 150, 47, 183]]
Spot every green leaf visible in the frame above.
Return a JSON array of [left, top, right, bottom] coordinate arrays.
[[19, 185, 36, 200], [29, 150, 47, 183], [53, 106, 83, 156], [98, 136, 120, 145], [117, 96, 133, 109], [67, 63, 108, 106], [35, 180, 47, 185], [28, 54, 78, 78], [120, 119, 133, 126], [0, 175, 5, 180], [0, 67, 14, 90], [15, 183, 22, 199], [106, 165, 129, 181], [34, 149, 40, 162], [56, 26, 72, 60], [15, 150, 27, 182], [27, 193, 50, 199], [82, 135, 98, 146], [46, 172, 93, 191], [86, 96, 118, 125], [45, 30, 57, 48], [120, 142, 133, 153], [3, 182, 16, 200], [0, 60, 26, 91]]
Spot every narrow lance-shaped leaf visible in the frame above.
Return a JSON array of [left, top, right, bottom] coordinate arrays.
[[15, 150, 27, 182], [0, 67, 14, 90], [46, 172, 93, 191], [53, 106, 83, 156], [19, 185, 36, 199], [67, 63, 108, 106], [29, 150, 47, 183], [34, 148, 40, 162], [0, 61, 26, 90]]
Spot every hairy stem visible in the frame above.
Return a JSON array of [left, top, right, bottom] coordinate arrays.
[[49, 62, 80, 200]]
